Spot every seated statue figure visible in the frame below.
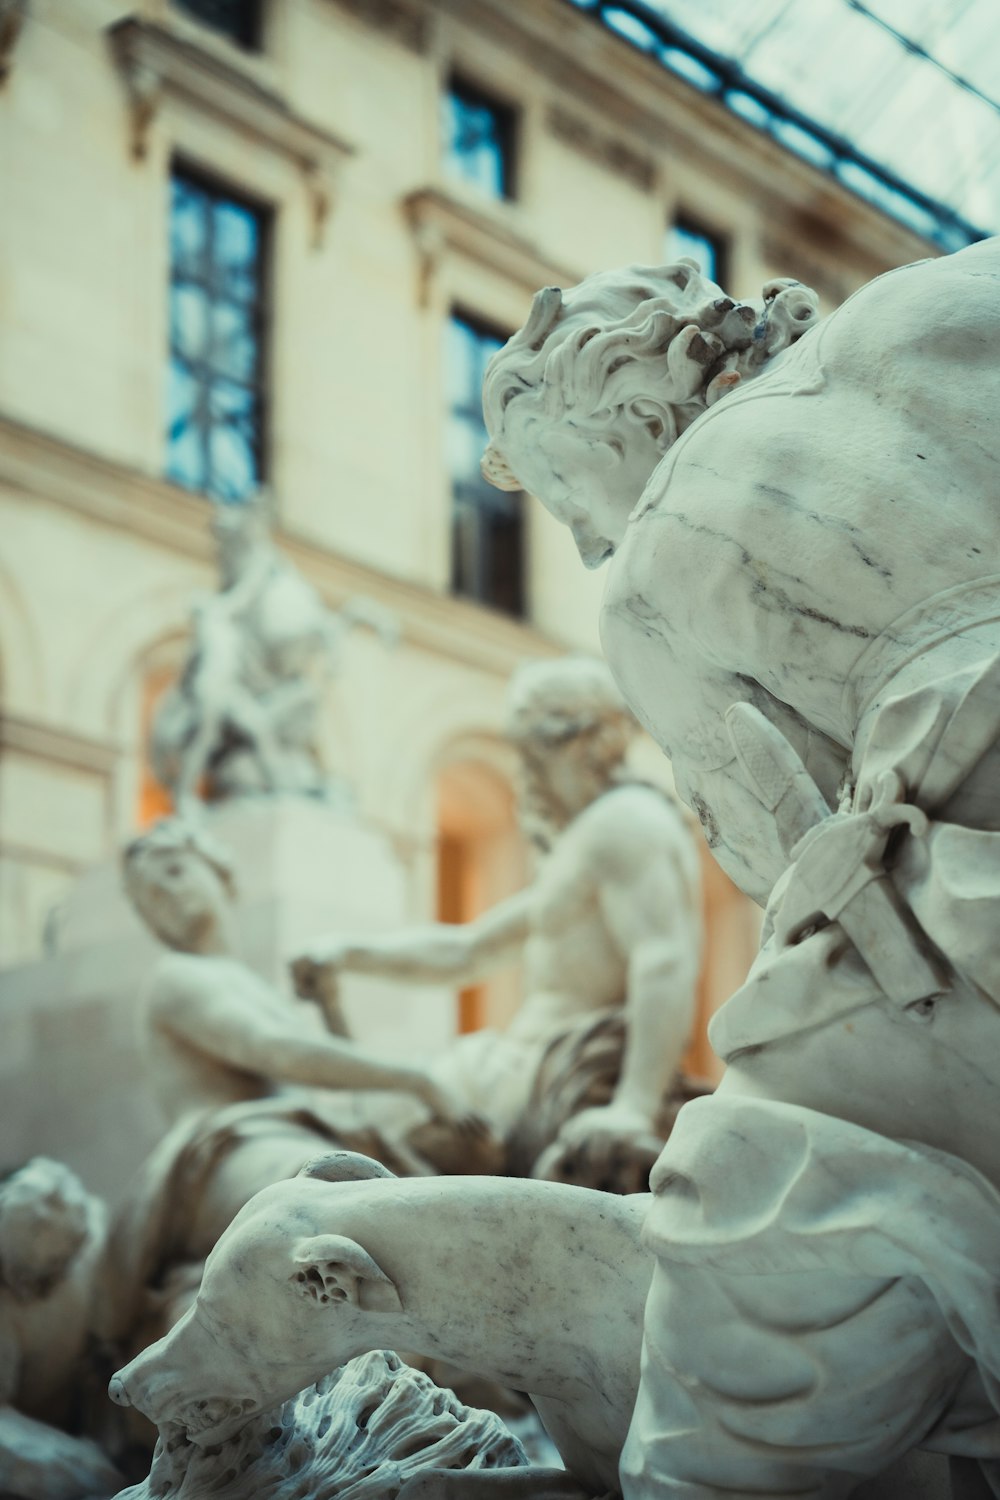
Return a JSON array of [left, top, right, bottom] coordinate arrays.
[[481, 241, 1000, 1495], [0, 1159, 123, 1500], [111, 818, 493, 1349], [293, 656, 705, 1193]]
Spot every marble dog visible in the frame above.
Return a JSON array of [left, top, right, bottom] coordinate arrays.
[[109, 1154, 650, 1498]]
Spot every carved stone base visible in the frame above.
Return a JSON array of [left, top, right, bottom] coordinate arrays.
[[115, 1350, 527, 1499]]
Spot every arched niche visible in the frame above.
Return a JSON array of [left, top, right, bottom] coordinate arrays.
[[434, 742, 526, 1035]]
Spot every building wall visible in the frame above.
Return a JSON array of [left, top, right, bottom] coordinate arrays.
[[0, 0, 935, 1023]]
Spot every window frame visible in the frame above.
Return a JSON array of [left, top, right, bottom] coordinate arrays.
[[170, 0, 265, 52], [446, 307, 527, 620], [443, 73, 519, 203], [166, 159, 273, 503], [666, 213, 730, 288]]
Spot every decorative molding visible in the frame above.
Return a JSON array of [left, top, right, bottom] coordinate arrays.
[[0, 714, 120, 778], [434, 0, 935, 270], [0, 413, 561, 682], [403, 186, 579, 308], [547, 103, 656, 193], [106, 16, 354, 246], [327, 0, 429, 54], [0, 0, 27, 84]]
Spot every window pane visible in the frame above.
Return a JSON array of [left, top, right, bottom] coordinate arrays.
[[172, 0, 262, 48], [212, 200, 261, 303], [170, 283, 210, 364], [165, 359, 206, 490], [210, 301, 258, 383], [444, 82, 514, 200], [665, 220, 726, 284], [166, 167, 267, 502], [170, 179, 208, 280], [445, 312, 525, 617]]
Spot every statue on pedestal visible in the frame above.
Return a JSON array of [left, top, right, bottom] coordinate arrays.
[[0, 1159, 122, 1500], [151, 496, 396, 814], [293, 656, 705, 1193], [481, 241, 1000, 1494]]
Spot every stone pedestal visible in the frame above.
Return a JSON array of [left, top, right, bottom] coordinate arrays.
[[0, 799, 457, 1204]]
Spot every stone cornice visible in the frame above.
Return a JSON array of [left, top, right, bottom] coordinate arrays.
[[403, 186, 580, 306], [106, 15, 355, 244], [435, 0, 935, 270], [0, 414, 560, 679], [0, 713, 120, 777]]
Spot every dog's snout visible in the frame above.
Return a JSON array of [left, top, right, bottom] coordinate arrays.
[[108, 1374, 131, 1408]]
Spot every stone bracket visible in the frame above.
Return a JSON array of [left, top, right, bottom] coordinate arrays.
[[402, 186, 579, 308], [106, 16, 354, 247]]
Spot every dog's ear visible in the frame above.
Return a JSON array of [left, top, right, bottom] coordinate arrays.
[[297, 1152, 396, 1183], [290, 1234, 402, 1313]]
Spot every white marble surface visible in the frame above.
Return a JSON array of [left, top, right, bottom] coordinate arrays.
[[0, 1160, 122, 1500], [110, 1159, 652, 1497], [483, 241, 1000, 1494], [113, 1349, 527, 1500]]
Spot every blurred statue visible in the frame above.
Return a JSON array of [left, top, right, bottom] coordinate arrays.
[[294, 657, 705, 1192], [0, 1158, 123, 1500], [112, 819, 497, 1349], [151, 494, 397, 814]]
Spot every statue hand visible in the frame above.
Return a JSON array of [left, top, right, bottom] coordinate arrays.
[[290, 941, 353, 1001], [535, 1103, 664, 1194], [411, 1074, 492, 1139]]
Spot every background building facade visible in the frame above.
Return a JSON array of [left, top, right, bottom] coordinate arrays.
[[0, 0, 940, 1079]]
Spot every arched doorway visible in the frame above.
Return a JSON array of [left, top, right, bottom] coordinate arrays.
[[435, 756, 526, 1034]]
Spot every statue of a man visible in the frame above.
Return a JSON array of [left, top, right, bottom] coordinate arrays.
[[293, 657, 703, 1192], [0, 1159, 123, 1500], [481, 242, 1000, 1494]]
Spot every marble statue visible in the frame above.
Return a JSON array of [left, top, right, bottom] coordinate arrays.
[[151, 494, 396, 813], [106, 1155, 950, 1500], [110, 1150, 651, 1499], [293, 656, 704, 1193], [0, 1158, 123, 1500], [112, 819, 495, 1347], [113, 1348, 528, 1500], [481, 241, 1000, 1493]]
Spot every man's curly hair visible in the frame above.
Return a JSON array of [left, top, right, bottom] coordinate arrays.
[[122, 817, 236, 900], [481, 259, 818, 491]]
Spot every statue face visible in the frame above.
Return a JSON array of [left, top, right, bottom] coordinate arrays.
[[0, 1161, 91, 1302], [501, 409, 664, 569], [129, 845, 230, 951], [110, 1183, 393, 1444]]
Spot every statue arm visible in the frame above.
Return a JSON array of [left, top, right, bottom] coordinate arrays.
[[292, 889, 533, 994], [157, 983, 447, 1107]]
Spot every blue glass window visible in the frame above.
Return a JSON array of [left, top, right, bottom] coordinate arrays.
[[166, 169, 268, 502], [172, 0, 262, 49], [447, 314, 525, 618], [444, 79, 516, 200], [665, 216, 728, 286]]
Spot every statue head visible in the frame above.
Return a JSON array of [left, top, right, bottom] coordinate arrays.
[[0, 1158, 96, 1302], [482, 260, 818, 567], [210, 491, 273, 588], [123, 818, 236, 953], [506, 657, 635, 842]]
